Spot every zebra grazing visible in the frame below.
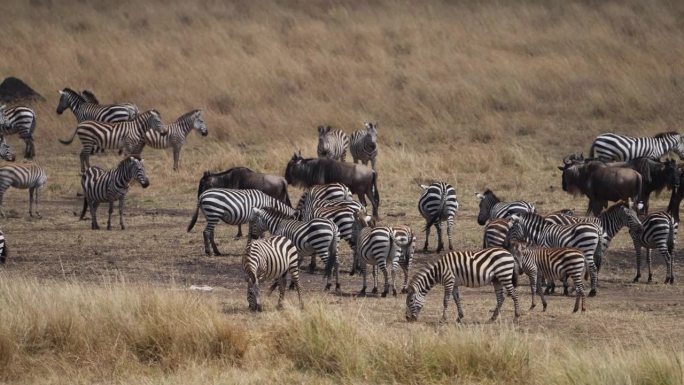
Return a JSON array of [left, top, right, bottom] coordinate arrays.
[[0, 105, 37, 159], [59, 110, 167, 172], [316, 125, 349, 161], [629, 212, 677, 284], [476, 189, 535, 226], [507, 212, 603, 297], [187, 189, 295, 256], [56, 88, 139, 123], [509, 242, 587, 312], [144, 109, 208, 170], [80, 156, 149, 230], [418, 182, 459, 252], [0, 228, 6, 263], [295, 183, 353, 212], [249, 207, 341, 291], [0, 136, 16, 162], [589, 132, 684, 162], [392, 224, 416, 293], [405, 247, 520, 323], [0, 163, 47, 217], [350, 122, 378, 170], [243, 235, 303, 311]]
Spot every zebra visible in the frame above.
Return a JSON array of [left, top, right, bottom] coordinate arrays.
[[0, 136, 16, 162], [243, 235, 303, 311], [392, 224, 416, 294], [316, 125, 349, 161], [249, 207, 341, 291], [508, 242, 586, 312], [0, 105, 37, 159], [0, 163, 47, 217], [187, 189, 295, 256], [405, 247, 520, 323], [629, 212, 677, 284], [298, 203, 359, 273], [0, 228, 6, 264], [144, 109, 208, 170], [294, 183, 353, 212], [476, 189, 535, 225], [56, 88, 139, 123], [483, 218, 511, 248], [589, 132, 684, 162], [79, 156, 149, 230], [506, 212, 603, 297], [59, 110, 167, 172], [349, 122, 378, 170], [418, 182, 459, 252], [80, 90, 100, 104]]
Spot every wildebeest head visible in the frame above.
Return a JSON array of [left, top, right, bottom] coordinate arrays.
[[363, 122, 378, 150], [284, 151, 304, 185], [665, 159, 680, 192], [558, 160, 590, 196]]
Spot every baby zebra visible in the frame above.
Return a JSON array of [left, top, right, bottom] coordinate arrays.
[[630, 212, 677, 284], [317, 125, 349, 161], [418, 182, 459, 252], [80, 156, 149, 230], [476, 189, 535, 226], [508, 242, 586, 312], [392, 224, 416, 293], [144, 109, 208, 170], [405, 247, 520, 323], [349, 122, 378, 170], [351, 208, 399, 297], [243, 235, 303, 311], [0, 163, 47, 217]]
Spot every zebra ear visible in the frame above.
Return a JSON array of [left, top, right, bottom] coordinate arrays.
[[419, 184, 428, 190], [58, 90, 63, 95], [475, 192, 484, 200]]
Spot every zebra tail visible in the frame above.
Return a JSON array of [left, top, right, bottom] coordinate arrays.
[[324, 230, 339, 279], [187, 202, 201, 232], [667, 218, 675, 255], [58, 127, 78, 145], [511, 263, 519, 288], [372, 171, 380, 208], [594, 235, 604, 273]]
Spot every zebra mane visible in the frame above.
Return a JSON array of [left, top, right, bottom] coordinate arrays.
[[482, 189, 500, 202], [653, 131, 679, 139], [61, 88, 86, 102], [176, 109, 200, 122]]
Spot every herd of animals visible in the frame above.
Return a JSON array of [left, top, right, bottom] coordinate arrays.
[[0, 89, 681, 323]]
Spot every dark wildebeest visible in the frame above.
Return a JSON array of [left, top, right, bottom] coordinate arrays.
[[196, 167, 291, 237], [623, 158, 679, 214], [667, 164, 684, 222], [284, 152, 380, 218]]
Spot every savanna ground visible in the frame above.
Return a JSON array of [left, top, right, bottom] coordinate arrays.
[[1, 0, 684, 384]]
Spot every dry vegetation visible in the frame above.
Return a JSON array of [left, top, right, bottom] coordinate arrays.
[[1, 0, 684, 383]]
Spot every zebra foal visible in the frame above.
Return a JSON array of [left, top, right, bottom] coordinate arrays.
[[144, 109, 208, 170], [418, 182, 459, 252], [350, 122, 378, 170], [317, 125, 349, 161], [0, 163, 47, 217], [0, 105, 37, 159]]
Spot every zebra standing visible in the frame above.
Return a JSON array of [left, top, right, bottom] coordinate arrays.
[[316, 125, 349, 161], [630, 212, 677, 284], [405, 247, 520, 323], [349, 122, 378, 170], [392, 224, 416, 294], [59, 110, 167, 172], [249, 207, 340, 291], [79, 156, 149, 230], [476, 189, 535, 225], [187, 189, 295, 256], [56, 88, 139, 123], [0, 105, 37, 159], [294, 183, 352, 212], [418, 182, 459, 252], [0, 228, 6, 264], [589, 132, 684, 162], [243, 235, 303, 311], [0, 136, 16, 162], [144, 109, 208, 170], [0, 163, 47, 217], [482, 209, 576, 248]]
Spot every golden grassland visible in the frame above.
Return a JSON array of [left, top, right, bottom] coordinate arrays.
[[1, 0, 684, 383]]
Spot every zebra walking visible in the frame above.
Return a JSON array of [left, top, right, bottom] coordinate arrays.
[[249, 207, 340, 291], [0, 105, 37, 159], [144, 109, 208, 170], [243, 235, 303, 311], [56, 88, 139, 123], [0, 163, 47, 217], [350, 122, 378, 170], [418, 182, 459, 252], [59, 110, 167, 172], [476, 189, 535, 225], [317, 125, 349, 161], [79, 156, 149, 230], [392, 224, 416, 293], [405, 247, 520, 323], [508, 242, 587, 312], [630, 212, 677, 284], [187, 189, 295, 256], [589, 132, 684, 162], [0, 136, 16, 162]]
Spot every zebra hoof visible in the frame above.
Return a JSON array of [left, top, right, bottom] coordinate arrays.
[[542, 303, 548, 311], [358, 289, 367, 297], [381, 291, 388, 298], [632, 276, 640, 283], [324, 284, 331, 291], [588, 289, 597, 297], [401, 287, 408, 294], [371, 287, 378, 295], [288, 282, 296, 290], [392, 289, 397, 297], [529, 304, 536, 311], [563, 288, 569, 297], [648, 275, 653, 283]]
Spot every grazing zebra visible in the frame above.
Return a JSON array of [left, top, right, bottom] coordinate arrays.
[[392, 224, 416, 294], [144, 109, 208, 170], [0, 228, 6, 263], [249, 207, 340, 291], [0, 163, 47, 217], [0, 136, 16, 162], [316, 125, 349, 161], [629, 212, 677, 284], [59, 110, 167, 172], [187, 189, 295, 256], [589, 132, 684, 162], [349, 122, 378, 170], [0, 105, 37, 159], [243, 235, 303, 311], [56, 88, 139, 123], [507, 213, 603, 297], [405, 247, 520, 323], [418, 182, 459, 252], [508, 242, 587, 312], [79, 156, 149, 230], [294, 183, 353, 212], [476, 189, 535, 225]]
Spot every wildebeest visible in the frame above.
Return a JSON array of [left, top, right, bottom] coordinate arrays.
[[197, 167, 291, 236], [284, 152, 380, 218], [623, 157, 679, 214], [667, 164, 684, 222]]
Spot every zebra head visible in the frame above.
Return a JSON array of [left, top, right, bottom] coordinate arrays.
[[128, 157, 149, 188], [317, 125, 334, 157], [56, 88, 81, 114], [363, 122, 378, 150], [505, 215, 526, 244], [405, 284, 425, 322], [192, 110, 208, 136], [0, 136, 15, 162], [247, 282, 262, 312], [476, 189, 497, 225], [248, 208, 269, 239], [621, 200, 643, 233], [142, 110, 168, 136]]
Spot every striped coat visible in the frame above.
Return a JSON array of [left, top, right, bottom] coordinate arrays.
[[316, 125, 349, 161], [418, 182, 459, 252], [0, 163, 47, 217], [589, 132, 684, 162], [476, 189, 535, 225], [56, 88, 139, 123], [0, 105, 37, 159], [0, 228, 7, 264], [0, 136, 16, 162], [351, 210, 398, 297], [349, 122, 378, 170], [630, 212, 677, 284], [144, 110, 208, 170]]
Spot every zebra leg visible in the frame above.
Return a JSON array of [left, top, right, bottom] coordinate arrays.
[[172, 146, 181, 171], [573, 276, 585, 313], [490, 283, 505, 322], [107, 201, 114, 230], [442, 283, 453, 322], [401, 265, 409, 294], [446, 218, 454, 251], [28, 187, 35, 217], [308, 254, 316, 274], [423, 222, 431, 251], [527, 269, 537, 310], [89, 201, 100, 230], [79, 149, 90, 173], [358, 263, 368, 296], [34, 187, 41, 218], [562, 276, 570, 296], [235, 225, 243, 238], [587, 259, 598, 297], [203, 221, 220, 256], [0, 187, 6, 218], [537, 277, 547, 311], [323, 253, 333, 291], [380, 264, 390, 297], [452, 285, 465, 322], [371, 265, 378, 294], [505, 283, 520, 320], [435, 223, 444, 252], [290, 269, 304, 309], [646, 248, 653, 283], [79, 198, 88, 220], [119, 197, 126, 230], [657, 246, 672, 284], [277, 276, 287, 310], [633, 241, 642, 282]]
